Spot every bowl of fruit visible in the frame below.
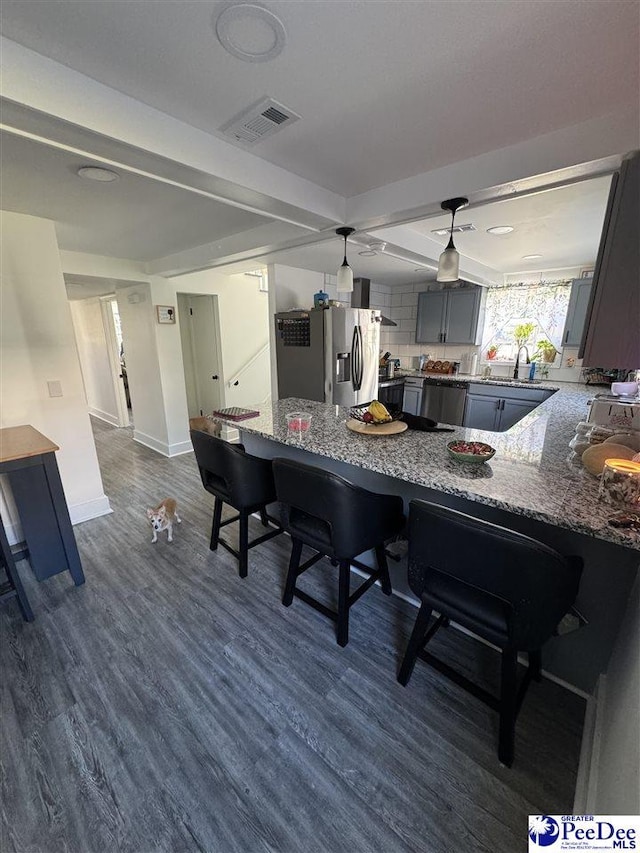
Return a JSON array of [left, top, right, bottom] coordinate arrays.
[[349, 401, 400, 425], [446, 439, 496, 464]]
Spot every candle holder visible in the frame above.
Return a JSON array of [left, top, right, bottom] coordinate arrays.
[[599, 459, 640, 510]]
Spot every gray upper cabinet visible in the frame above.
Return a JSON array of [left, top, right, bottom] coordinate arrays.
[[580, 150, 639, 368], [416, 285, 482, 345], [415, 290, 447, 343], [562, 277, 592, 347]]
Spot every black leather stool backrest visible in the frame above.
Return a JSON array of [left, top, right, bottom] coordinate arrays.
[[273, 457, 404, 560], [408, 500, 583, 650], [190, 430, 276, 510]]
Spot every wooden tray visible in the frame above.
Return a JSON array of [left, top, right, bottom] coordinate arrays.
[[346, 418, 408, 436]]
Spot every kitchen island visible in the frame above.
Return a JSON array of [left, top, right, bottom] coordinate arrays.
[[214, 383, 639, 692]]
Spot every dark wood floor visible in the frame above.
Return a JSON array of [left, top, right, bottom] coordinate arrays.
[[1, 418, 585, 853]]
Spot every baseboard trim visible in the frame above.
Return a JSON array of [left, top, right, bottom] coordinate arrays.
[[574, 674, 606, 813], [3, 496, 112, 544], [167, 439, 193, 457], [69, 495, 112, 525], [133, 430, 170, 457], [88, 407, 120, 427]]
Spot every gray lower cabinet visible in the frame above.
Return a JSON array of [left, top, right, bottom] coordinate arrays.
[[416, 285, 482, 345], [562, 277, 592, 347], [463, 393, 501, 431], [403, 379, 423, 415], [464, 384, 554, 432]]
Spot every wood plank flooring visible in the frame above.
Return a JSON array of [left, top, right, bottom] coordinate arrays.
[[0, 418, 585, 853]]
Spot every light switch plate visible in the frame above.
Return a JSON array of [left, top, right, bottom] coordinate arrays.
[[47, 380, 63, 398]]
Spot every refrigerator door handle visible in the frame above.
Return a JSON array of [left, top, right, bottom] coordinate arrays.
[[351, 325, 359, 391], [357, 325, 364, 390], [354, 325, 363, 391]]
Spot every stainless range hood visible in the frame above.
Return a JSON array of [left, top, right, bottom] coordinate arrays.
[[351, 278, 397, 326]]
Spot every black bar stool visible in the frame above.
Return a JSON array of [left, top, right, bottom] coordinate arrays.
[[272, 458, 405, 647], [191, 430, 283, 578], [0, 513, 34, 622], [398, 500, 583, 767]]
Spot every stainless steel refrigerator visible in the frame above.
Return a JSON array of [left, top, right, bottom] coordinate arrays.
[[275, 307, 381, 406]]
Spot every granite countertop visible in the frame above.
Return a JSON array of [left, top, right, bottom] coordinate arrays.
[[214, 384, 639, 551]]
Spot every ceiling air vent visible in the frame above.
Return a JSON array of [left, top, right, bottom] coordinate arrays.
[[431, 223, 476, 236], [220, 97, 300, 145]]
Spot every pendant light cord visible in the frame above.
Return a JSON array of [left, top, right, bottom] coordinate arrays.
[[343, 233, 348, 264]]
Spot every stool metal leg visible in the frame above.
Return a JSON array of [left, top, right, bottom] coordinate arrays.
[[259, 507, 269, 527], [374, 545, 392, 595], [337, 559, 351, 647], [397, 602, 433, 686], [238, 511, 249, 578], [499, 647, 518, 767], [283, 538, 303, 606], [210, 497, 223, 551]]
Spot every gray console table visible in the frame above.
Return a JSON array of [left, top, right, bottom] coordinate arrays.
[[0, 425, 85, 586]]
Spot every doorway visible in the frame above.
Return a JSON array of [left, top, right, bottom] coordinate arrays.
[[103, 297, 132, 427], [177, 294, 224, 417]]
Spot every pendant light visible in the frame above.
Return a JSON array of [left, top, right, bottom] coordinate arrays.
[[336, 227, 355, 292], [437, 197, 468, 282]]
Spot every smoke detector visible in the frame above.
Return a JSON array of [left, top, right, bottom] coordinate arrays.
[[220, 96, 300, 145]]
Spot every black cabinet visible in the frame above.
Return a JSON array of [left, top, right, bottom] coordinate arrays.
[[416, 285, 483, 345]]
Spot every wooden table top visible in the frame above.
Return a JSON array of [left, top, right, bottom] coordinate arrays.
[[0, 425, 59, 463]]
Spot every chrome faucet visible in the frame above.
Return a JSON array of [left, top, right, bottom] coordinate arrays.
[[513, 345, 530, 379]]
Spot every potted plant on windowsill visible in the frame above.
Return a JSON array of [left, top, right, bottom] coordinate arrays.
[[533, 339, 558, 364], [486, 344, 499, 360]]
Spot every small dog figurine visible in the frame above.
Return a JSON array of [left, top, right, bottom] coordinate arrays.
[[147, 498, 181, 543]]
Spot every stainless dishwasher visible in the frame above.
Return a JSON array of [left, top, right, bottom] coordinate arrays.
[[420, 379, 469, 425]]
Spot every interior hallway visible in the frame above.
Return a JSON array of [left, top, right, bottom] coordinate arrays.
[[0, 418, 585, 853]]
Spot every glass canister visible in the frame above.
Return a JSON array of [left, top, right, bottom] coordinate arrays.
[[313, 290, 329, 308]]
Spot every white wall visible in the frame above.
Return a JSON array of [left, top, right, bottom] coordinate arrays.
[[115, 282, 171, 455], [151, 269, 271, 450], [0, 211, 110, 541], [589, 577, 640, 814], [69, 298, 120, 426]]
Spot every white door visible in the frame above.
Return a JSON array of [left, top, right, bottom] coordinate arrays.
[[180, 295, 223, 416]]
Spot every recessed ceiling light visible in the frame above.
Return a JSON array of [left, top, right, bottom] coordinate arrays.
[[522, 254, 543, 260], [214, 2, 286, 63], [487, 225, 514, 235], [77, 166, 119, 182], [358, 249, 377, 257]]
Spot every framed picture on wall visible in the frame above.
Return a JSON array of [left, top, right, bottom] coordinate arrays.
[[156, 305, 176, 324]]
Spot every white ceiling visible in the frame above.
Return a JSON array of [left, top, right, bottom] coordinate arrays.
[[1, 0, 637, 196], [408, 176, 612, 274], [0, 131, 268, 261]]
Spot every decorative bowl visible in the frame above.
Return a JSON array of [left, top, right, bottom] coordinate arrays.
[[447, 440, 496, 464]]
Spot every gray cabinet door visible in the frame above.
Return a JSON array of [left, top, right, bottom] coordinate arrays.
[[463, 393, 500, 430], [499, 398, 538, 431], [581, 151, 639, 368], [562, 278, 592, 347], [444, 287, 482, 344], [416, 291, 447, 343], [403, 385, 422, 416]]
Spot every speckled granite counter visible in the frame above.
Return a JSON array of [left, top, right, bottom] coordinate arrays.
[[216, 384, 639, 551]]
